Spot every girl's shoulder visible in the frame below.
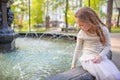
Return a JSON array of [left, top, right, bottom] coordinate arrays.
[[77, 30, 97, 39], [101, 26, 109, 32], [77, 30, 85, 36], [101, 26, 110, 35], [77, 30, 84, 38]]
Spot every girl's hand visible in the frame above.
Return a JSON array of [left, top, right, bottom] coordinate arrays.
[[92, 55, 102, 63], [71, 65, 76, 69]]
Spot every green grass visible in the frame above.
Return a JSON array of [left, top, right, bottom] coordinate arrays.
[[111, 26, 120, 33], [14, 27, 47, 33], [14, 26, 120, 33]]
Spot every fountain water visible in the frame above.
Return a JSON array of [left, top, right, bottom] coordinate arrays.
[[38, 32, 76, 40], [0, 37, 76, 80]]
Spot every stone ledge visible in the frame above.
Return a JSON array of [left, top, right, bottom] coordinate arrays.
[[42, 66, 95, 80]]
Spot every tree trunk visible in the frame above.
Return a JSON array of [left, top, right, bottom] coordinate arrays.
[[106, 0, 113, 32], [65, 0, 68, 32], [88, 0, 90, 7], [79, 0, 82, 7], [116, 8, 120, 27], [46, 16, 50, 30]]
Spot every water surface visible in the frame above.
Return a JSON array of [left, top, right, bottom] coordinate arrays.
[[0, 38, 76, 80]]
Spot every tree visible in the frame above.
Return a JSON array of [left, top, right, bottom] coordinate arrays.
[[65, 0, 69, 32], [11, 0, 27, 28], [106, 0, 113, 32], [116, 8, 120, 27], [51, 0, 76, 32], [67, 10, 75, 25], [31, 0, 45, 25], [114, 0, 120, 27], [84, 0, 106, 17]]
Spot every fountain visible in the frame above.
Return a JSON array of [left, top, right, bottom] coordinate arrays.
[[0, 1, 76, 79], [0, 0, 18, 52], [0, 37, 76, 80], [0, 0, 112, 80]]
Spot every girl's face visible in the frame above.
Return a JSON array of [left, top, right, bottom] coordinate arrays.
[[75, 18, 90, 32]]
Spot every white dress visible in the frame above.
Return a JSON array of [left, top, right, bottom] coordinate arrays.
[[72, 26, 120, 80]]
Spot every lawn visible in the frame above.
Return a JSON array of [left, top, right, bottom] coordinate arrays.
[[14, 26, 120, 33], [111, 26, 120, 33]]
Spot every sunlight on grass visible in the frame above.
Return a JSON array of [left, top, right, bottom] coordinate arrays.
[[111, 26, 120, 33]]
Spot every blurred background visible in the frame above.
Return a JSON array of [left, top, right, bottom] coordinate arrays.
[[11, 0, 120, 33]]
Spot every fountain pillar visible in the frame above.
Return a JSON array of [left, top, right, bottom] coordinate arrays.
[[0, 0, 18, 52]]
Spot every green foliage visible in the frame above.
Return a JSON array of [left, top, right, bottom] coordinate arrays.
[[84, 0, 106, 16], [11, 0, 28, 28], [67, 10, 75, 25], [31, 0, 45, 25], [111, 26, 120, 33], [52, 0, 64, 10], [11, 0, 27, 14], [11, 0, 45, 32]]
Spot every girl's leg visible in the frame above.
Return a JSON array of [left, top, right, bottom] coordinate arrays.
[[81, 60, 100, 80], [81, 58, 120, 80], [93, 57, 120, 80]]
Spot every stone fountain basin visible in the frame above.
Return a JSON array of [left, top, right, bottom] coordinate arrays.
[[0, 37, 76, 80]]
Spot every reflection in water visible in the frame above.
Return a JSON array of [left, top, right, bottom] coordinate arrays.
[[0, 38, 76, 80]]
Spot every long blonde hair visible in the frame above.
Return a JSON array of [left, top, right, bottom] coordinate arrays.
[[75, 7, 106, 45]]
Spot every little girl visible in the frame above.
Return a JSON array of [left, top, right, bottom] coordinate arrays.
[[71, 7, 120, 80]]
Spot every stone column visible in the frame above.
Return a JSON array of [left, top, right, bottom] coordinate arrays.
[[0, 0, 18, 53]]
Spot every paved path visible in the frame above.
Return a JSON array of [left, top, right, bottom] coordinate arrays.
[[110, 33, 120, 70]]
